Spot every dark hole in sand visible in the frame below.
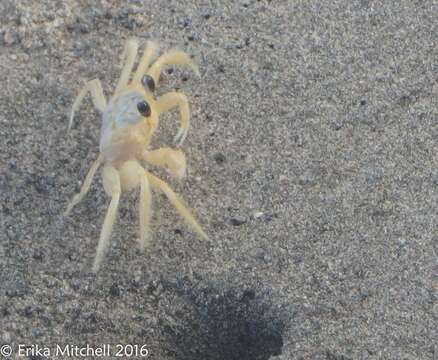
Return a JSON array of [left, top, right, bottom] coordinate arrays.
[[158, 278, 286, 360]]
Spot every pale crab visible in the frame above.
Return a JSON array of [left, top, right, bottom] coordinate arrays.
[[64, 38, 208, 272]]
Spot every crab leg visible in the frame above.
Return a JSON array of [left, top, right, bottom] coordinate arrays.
[[155, 92, 191, 146], [93, 165, 121, 272], [114, 38, 139, 95], [146, 172, 208, 240], [68, 79, 106, 132], [132, 40, 159, 84], [142, 148, 186, 180], [147, 49, 200, 85], [64, 155, 103, 216], [139, 170, 152, 251]]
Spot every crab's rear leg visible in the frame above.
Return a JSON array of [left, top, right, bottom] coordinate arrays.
[[64, 155, 103, 216], [156, 92, 191, 146], [146, 172, 208, 240], [114, 38, 139, 95], [68, 79, 106, 132], [146, 49, 200, 85], [139, 170, 152, 251], [93, 165, 121, 273]]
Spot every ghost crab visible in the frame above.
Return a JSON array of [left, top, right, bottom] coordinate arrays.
[[65, 38, 207, 272]]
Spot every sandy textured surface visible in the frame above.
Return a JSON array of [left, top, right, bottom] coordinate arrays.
[[0, 1, 436, 359]]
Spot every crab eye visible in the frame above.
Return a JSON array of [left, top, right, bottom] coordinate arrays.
[[137, 100, 151, 117], [141, 75, 155, 92]]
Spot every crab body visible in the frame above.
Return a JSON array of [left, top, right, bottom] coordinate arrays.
[[100, 87, 157, 166], [65, 39, 207, 272]]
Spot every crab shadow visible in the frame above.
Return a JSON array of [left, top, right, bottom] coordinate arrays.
[[157, 277, 288, 360]]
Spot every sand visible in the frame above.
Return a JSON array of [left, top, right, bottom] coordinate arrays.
[[0, 1, 436, 359]]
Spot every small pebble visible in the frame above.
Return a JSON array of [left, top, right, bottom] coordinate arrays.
[[4, 29, 19, 46], [23, 306, 34, 318], [230, 216, 246, 226], [109, 283, 120, 297], [214, 153, 226, 164], [2, 331, 11, 342], [253, 212, 264, 219]]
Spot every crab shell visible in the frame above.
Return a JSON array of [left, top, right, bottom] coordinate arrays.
[[99, 85, 158, 167]]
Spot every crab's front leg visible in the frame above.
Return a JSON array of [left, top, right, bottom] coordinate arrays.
[[93, 165, 121, 273], [146, 49, 200, 85], [114, 38, 139, 95], [68, 79, 106, 132], [132, 40, 159, 84], [142, 147, 186, 180], [155, 92, 191, 146]]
